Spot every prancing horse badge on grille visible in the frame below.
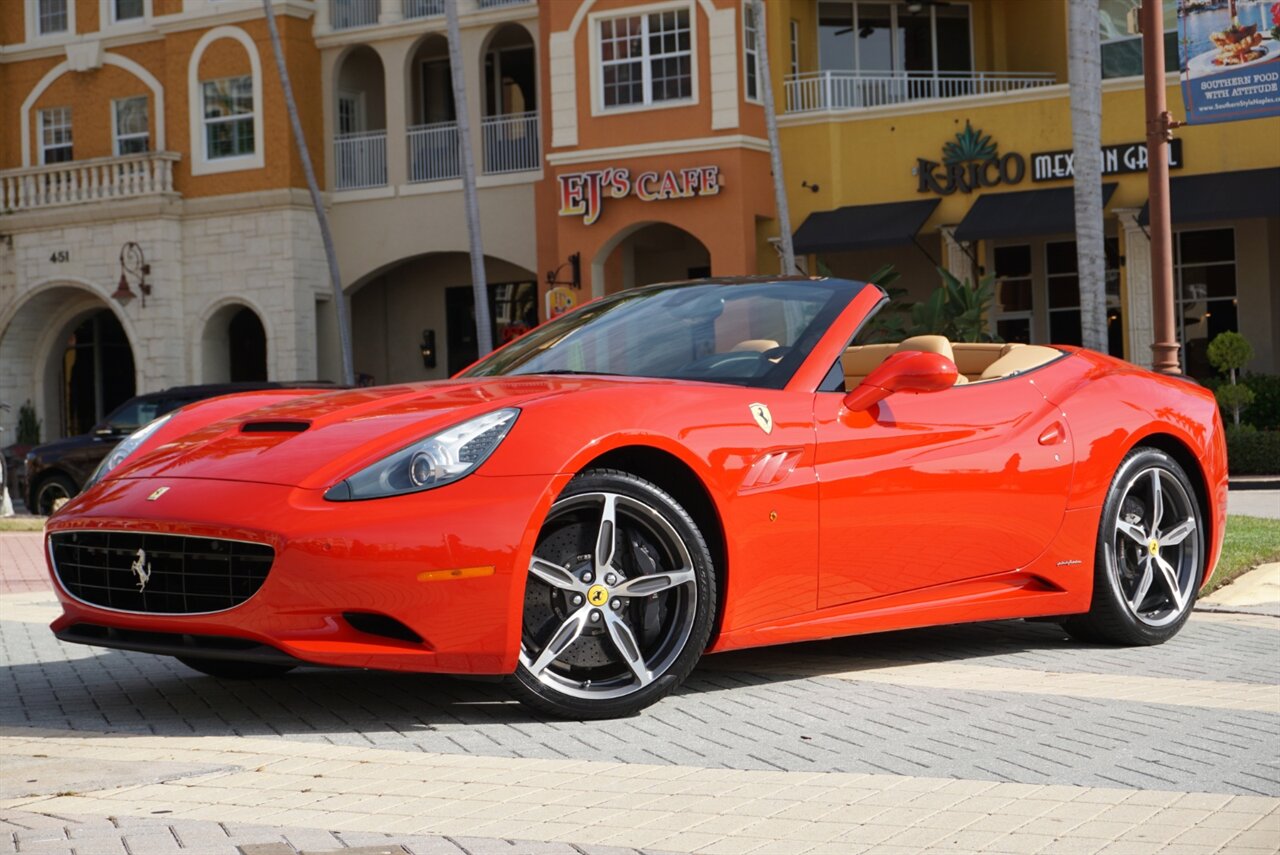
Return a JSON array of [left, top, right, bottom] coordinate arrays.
[[147, 487, 169, 501], [130, 548, 152, 591]]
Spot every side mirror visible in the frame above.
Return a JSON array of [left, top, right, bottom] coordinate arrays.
[[842, 350, 958, 412]]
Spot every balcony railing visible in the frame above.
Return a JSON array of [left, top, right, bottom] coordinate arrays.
[[334, 130, 387, 190], [331, 0, 379, 30], [784, 70, 1058, 113], [1, 151, 179, 212], [404, 0, 442, 18], [481, 111, 539, 175], [478, 0, 534, 7], [408, 122, 462, 183]]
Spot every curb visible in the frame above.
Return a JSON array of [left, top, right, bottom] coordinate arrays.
[[1228, 477, 1280, 490]]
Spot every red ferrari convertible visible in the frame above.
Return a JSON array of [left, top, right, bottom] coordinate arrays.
[[45, 277, 1227, 718]]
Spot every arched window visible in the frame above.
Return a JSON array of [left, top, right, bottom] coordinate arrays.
[[188, 26, 265, 175]]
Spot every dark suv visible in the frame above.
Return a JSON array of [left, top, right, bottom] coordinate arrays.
[[23, 382, 336, 515]]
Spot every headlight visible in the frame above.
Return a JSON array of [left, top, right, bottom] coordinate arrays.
[[324, 408, 519, 501], [83, 412, 176, 489]]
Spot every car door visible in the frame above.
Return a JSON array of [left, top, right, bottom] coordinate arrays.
[[813, 375, 1074, 609]]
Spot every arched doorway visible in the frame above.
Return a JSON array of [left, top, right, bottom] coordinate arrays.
[[202, 304, 267, 382], [481, 24, 537, 174], [61, 310, 136, 436], [349, 252, 538, 384], [406, 34, 458, 183], [334, 45, 387, 189], [597, 223, 712, 295], [0, 286, 137, 443]]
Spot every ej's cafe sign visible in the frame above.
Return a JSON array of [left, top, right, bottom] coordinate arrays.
[[558, 165, 722, 225]]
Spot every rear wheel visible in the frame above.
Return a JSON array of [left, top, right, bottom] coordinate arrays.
[[1062, 448, 1203, 645], [509, 469, 716, 719], [177, 657, 296, 679]]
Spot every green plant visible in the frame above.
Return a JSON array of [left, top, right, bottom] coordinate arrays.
[[16, 400, 40, 445], [1241, 372, 1280, 430], [1207, 331, 1255, 427], [916, 268, 1000, 342], [1207, 331, 1253, 384], [1224, 425, 1280, 476]]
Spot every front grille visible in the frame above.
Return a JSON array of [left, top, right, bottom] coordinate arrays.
[[50, 531, 274, 614]]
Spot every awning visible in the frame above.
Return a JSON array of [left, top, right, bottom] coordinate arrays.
[[792, 199, 940, 255], [1138, 167, 1280, 226], [953, 183, 1118, 242]]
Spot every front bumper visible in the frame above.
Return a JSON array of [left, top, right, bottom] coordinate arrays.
[[45, 472, 566, 674]]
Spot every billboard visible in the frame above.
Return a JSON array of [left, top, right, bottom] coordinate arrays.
[[1178, 0, 1280, 123]]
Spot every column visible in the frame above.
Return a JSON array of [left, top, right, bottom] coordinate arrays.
[[940, 225, 975, 284], [1116, 208, 1154, 369]]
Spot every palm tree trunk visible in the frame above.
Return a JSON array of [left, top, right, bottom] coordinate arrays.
[[752, 0, 794, 275], [446, 0, 494, 357], [1068, 0, 1107, 353], [261, 0, 354, 385]]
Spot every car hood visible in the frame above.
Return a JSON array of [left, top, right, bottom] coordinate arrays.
[[112, 375, 667, 490]]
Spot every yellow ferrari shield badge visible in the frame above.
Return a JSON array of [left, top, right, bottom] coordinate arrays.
[[587, 585, 610, 606], [749, 403, 773, 435]]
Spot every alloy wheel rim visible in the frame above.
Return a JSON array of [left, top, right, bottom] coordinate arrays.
[[1108, 466, 1200, 628], [520, 491, 697, 700]]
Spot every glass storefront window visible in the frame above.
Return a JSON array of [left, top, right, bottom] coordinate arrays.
[[993, 245, 1032, 344], [1098, 0, 1178, 79], [1045, 238, 1123, 357], [1175, 228, 1237, 379]]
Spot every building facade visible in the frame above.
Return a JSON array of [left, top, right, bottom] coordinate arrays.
[[3, 0, 1278, 447]]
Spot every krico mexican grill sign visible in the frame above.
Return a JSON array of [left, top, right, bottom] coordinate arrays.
[[558, 166, 722, 225]]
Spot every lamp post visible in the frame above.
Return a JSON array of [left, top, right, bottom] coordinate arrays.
[[112, 241, 151, 308], [1142, 0, 1181, 374]]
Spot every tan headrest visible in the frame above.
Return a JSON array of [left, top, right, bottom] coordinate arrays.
[[980, 345, 1062, 380], [896, 335, 954, 362], [951, 343, 1009, 376], [842, 343, 897, 376], [731, 339, 780, 353]]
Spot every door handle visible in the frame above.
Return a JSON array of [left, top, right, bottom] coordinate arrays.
[[1038, 423, 1064, 446]]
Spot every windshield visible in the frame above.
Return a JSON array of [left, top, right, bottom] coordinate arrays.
[[461, 279, 864, 389], [101, 396, 183, 432]]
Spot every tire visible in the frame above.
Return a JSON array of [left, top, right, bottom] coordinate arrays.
[[177, 657, 296, 679], [509, 469, 717, 719], [1062, 447, 1204, 646], [33, 473, 77, 516]]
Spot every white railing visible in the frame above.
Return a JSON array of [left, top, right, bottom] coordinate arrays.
[[1, 151, 179, 212], [404, 0, 442, 18], [333, 130, 387, 190], [408, 122, 461, 183], [784, 70, 1058, 113], [331, 0, 379, 30], [477, 0, 534, 7], [481, 111, 539, 175]]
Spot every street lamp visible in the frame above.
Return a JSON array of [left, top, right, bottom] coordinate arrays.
[[112, 242, 152, 308]]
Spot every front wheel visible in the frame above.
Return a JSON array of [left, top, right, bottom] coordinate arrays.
[[509, 469, 716, 719], [1062, 447, 1204, 645], [33, 473, 77, 516]]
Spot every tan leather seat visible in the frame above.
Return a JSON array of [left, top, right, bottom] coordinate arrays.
[[894, 335, 967, 385], [731, 339, 780, 353], [952, 343, 1012, 380], [841, 343, 897, 387], [978, 345, 1062, 380]]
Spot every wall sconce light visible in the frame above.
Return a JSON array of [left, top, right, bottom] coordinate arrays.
[[420, 329, 437, 369], [545, 252, 582, 290], [112, 242, 152, 307]]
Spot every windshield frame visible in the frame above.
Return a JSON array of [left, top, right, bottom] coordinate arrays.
[[459, 278, 872, 390]]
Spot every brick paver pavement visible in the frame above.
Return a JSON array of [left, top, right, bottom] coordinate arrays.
[[3, 531, 1278, 854]]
